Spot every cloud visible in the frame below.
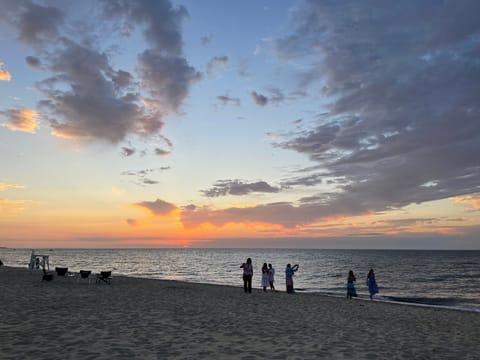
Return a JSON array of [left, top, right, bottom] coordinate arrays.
[[206, 55, 228, 75], [134, 198, 177, 216], [138, 50, 201, 112], [201, 180, 280, 197], [103, 0, 188, 54], [0, 199, 30, 214], [105, 0, 201, 113], [126, 218, 137, 226], [0, 182, 25, 191], [267, 0, 480, 218], [25, 56, 42, 69], [1, 0, 199, 145], [121, 147, 136, 157], [33, 38, 164, 143], [154, 148, 171, 156], [0, 63, 11, 81], [217, 95, 240, 106], [0, 108, 39, 133], [180, 202, 318, 229], [452, 194, 480, 210], [121, 167, 170, 186], [1, 1, 64, 45], [251, 91, 268, 106], [251, 89, 306, 106], [281, 173, 325, 188]]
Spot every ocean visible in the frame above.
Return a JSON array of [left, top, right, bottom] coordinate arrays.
[[1, 248, 479, 312]]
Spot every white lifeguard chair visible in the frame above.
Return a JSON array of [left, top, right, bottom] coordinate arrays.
[[28, 250, 50, 271]]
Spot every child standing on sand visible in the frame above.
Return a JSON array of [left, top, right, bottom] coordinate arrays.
[[268, 263, 275, 291], [285, 263, 299, 294], [347, 270, 357, 299]]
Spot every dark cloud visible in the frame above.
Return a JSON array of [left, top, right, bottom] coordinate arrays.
[[121, 167, 170, 186], [138, 49, 201, 112], [25, 56, 42, 69], [103, 0, 188, 54], [134, 198, 177, 215], [104, 0, 200, 113], [121, 147, 135, 157], [281, 173, 324, 188], [154, 148, 171, 156], [251, 89, 306, 107], [34, 39, 156, 143], [1, 0, 198, 145], [0, 1, 64, 45], [202, 180, 280, 197], [217, 95, 240, 106], [251, 91, 268, 106], [268, 0, 480, 217]]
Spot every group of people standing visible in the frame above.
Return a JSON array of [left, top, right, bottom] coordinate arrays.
[[241, 258, 379, 300], [240, 258, 299, 294], [347, 269, 379, 299]]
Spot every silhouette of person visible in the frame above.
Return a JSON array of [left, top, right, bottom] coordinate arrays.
[[240, 258, 253, 293], [268, 263, 275, 291], [285, 263, 299, 294], [367, 269, 379, 299], [261, 263, 269, 291], [347, 270, 357, 299]]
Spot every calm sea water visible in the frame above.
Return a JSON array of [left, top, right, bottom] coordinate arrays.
[[1, 248, 479, 312]]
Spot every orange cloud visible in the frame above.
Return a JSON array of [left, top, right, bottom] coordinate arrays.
[[0, 63, 11, 81], [451, 194, 480, 210], [1, 108, 39, 133], [0, 199, 30, 213], [0, 182, 25, 191]]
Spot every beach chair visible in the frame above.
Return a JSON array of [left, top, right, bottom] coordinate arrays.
[[78, 270, 92, 284], [96, 271, 112, 284], [55, 267, 68, 276], [42, 268, 53, 282]]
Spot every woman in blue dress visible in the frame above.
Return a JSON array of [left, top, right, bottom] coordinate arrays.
[[346, 270, 357, 299], [366, 268, 379, 299]]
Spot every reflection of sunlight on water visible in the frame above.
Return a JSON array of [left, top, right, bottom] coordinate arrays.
[[1, 248, 479, 311]]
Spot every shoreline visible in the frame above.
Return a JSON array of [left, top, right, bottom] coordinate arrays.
[[1, 265, 480, 359]]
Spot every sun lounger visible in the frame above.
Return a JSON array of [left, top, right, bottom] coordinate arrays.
[[96, 271, 112, 284], [55, 267, 68, 276], [78, 270, 92, 284], [42, 268, 53, 282]]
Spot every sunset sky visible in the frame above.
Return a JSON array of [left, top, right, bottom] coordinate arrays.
[[1, 0, 480, 249]]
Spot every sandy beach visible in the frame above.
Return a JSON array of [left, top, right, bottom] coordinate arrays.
[[1, 266, 479, 359]]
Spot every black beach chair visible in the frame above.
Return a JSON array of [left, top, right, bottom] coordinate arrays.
[[79, 270, 92, 284], [96, 271, 112, 284], [42, 268, 53, 282], [55, 267, 68, 276]]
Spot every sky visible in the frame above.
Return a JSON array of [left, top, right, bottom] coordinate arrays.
[[1, 0, 480, 249]]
